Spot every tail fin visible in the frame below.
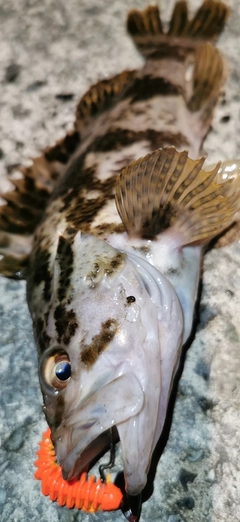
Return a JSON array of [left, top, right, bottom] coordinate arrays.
[[115, 148, 240, 246], [127, 0, 229, 59]]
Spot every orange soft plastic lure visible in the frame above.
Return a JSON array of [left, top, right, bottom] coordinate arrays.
[[34, 428, 123, 512]]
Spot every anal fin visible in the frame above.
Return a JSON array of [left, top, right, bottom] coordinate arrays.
[[115, 147, 240, 246]]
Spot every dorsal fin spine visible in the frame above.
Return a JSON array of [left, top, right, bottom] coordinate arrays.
[[127, 1, 230, 59]]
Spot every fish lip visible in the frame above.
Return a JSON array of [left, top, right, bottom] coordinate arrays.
[[60, 427, 118, 481], [51, 372, 144, 480]]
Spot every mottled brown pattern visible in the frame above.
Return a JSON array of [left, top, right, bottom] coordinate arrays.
[[45, 131, 80, 164], [29, 246, 52, 302], [75, 71, 136, 125], [91, 222, 125, 238], [86, 252, 125, 283], [90, 128, 189, 154], [54, 305, 78, 345], [81, 319, 118, 368], [50, 156, 117, 233]]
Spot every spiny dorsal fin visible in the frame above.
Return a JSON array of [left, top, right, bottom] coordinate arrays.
[[186, 0, 228, 39], [115, 148, 240, 245], [168, 1, 189, 37], [75, 70, 136, 130], [127, 1, 229, 59]]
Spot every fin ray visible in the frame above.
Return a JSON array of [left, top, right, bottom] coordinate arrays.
[[127, 0, 229, 59], [75, 71, 136, 131], [188, 42, 224, 112], [115, 148, 240, 245]]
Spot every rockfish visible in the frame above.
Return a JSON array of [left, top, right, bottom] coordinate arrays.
[[0, 1, 239, 520]]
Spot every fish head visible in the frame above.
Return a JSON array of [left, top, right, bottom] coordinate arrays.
[[38, 231, 183, 495]]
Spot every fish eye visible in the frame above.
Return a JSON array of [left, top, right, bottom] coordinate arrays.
[[43, 350, 71, 391]]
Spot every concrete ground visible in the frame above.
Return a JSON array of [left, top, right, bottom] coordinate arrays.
[[0, 1, 239, 521]]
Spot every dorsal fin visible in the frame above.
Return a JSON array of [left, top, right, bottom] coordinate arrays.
[[127, 1, 230, 59], [75, 70, 136, 131], [115, 148, 240, 245]]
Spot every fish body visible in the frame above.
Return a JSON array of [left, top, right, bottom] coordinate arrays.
[[0, 0, 240, 517]]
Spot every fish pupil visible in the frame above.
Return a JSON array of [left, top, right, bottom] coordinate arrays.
[[55, 361, 71, 381]]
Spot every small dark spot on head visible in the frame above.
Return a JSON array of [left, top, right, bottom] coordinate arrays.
[[126, 296, 136, 304], [138, 245, 150, 254], [110, 253, 124, 270], [225, 289, 234, 297], [166, 267, 180, 277]]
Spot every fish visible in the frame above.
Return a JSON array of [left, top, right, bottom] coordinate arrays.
[[0, 0, 240, 520]]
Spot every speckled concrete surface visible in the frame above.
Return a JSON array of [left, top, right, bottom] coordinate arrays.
[[0, 1, 239, 521]]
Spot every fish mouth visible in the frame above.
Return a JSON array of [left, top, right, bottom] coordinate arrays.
[[51, 372, 144, 481]]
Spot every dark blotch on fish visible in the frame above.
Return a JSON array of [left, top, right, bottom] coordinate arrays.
[[45, 131, 80, 163], [36, 317, 51, 353], [106, 252, 125, 275], [56, 235, 74, 301], [81, 319, 118, 368], [54, 305, 78, 345], [53, 158, 116, 232], [31, 247, 52, 302], [92, 128, 188, 153], [141, 201, 177, 239], [124, 76, 182, 103]]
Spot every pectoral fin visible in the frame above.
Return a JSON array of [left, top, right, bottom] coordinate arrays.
[[115, 147, 240, 246]]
